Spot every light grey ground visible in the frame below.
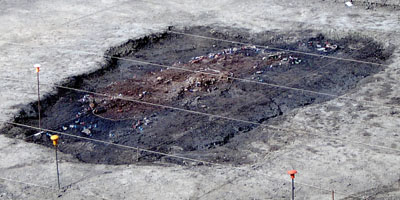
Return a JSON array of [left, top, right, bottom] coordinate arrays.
[[0, 0, 400, 199]]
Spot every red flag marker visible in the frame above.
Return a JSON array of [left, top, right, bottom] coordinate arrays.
[[34, 64, 40, 73], [287, 170, 298, 200]]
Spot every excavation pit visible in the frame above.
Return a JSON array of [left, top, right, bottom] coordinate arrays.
[[3, 27, 392, 165]]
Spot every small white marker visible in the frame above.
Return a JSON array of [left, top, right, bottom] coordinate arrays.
[[345, 1, 353, 7], [34, 131, 44, 137]]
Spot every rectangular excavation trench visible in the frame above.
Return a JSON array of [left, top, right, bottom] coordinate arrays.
[[2, 26, 393, 165]]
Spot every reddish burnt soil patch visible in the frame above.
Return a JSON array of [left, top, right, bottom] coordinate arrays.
[[96, 47, 299, 119], [3, 27, 393, 165]]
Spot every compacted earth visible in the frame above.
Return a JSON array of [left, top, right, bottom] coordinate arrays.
[[2, 27, 392, 165]]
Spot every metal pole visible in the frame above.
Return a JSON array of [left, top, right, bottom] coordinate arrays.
[[37, 71, 41, 130], [55, 146, 60, 190], [292, 178, 295, 200], [332, 190, 334, 200]]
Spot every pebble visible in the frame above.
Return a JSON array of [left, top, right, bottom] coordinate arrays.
[[69, 124, 77, 129], [89, 102, 96, 109], [82, 128, 91, 135]]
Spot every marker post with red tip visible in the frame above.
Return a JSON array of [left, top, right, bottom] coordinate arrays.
[[34, 64, 41, 130], [287, 170, 297, 200]]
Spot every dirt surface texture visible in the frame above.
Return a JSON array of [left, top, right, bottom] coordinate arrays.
[[1, 0, 400, 200]]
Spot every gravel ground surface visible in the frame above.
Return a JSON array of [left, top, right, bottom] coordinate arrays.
[[0, 0, 400, 199]]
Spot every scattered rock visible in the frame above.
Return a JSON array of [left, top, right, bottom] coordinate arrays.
[[82, 128, 91, 136]]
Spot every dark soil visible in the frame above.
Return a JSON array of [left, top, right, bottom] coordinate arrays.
[[2, 26, 393, 165]]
